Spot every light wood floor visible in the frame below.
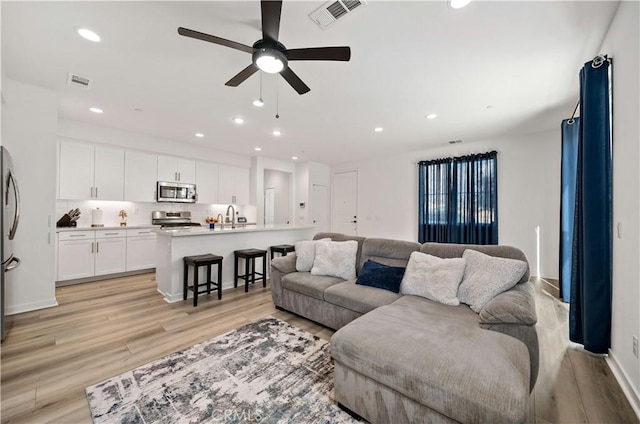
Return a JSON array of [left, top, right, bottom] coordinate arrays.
[[0, 273, 637, 424]]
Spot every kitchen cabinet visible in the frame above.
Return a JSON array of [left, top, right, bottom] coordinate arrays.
[[57, 232, 95, 281], [157, 155, 196, 184], [59, 142, 124, 200], [126, 229, 156, 271], [125, 151, 157, 202], [219, 165, 250, 205], [195, 161, 219, 204], [94, 230, 126, 276]]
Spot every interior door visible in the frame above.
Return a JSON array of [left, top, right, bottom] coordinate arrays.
[[264, 188, 275, 225], [311, 184, 329, 232], [332, 171, 358, 235]]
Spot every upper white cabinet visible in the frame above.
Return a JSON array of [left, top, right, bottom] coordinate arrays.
[[219, 165, 250, 205], [196, 161, 219, 204], [125, 151, 157, 202], [59, 141, 124, 201], [157, 155, 196, 184]]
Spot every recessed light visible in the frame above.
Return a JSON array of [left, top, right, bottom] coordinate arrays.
[[77, 28, 101, 42], [292, 156, 298, 160], [426, 113, 438, 119], [195, 133, 204, 138], [272, 130, 281, 136], [254, 147, 262, 151], [232, 117, 244, 124], [486, 105, 494, 110], [89, 107, 103, 114], [253, 98, 264, 107], [449, 0, 472, 9], [374, 127, 383, 132]]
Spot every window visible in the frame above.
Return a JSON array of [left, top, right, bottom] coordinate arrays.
[[418, 151, 498, 245]]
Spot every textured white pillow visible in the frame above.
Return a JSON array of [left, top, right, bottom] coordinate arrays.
[[457, 249, 528, 313], [295, 238, 330, 272], [311, 240, 358, 280], [399, 251, 466, 306]]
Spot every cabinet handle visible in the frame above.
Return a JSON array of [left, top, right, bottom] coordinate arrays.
[[178, 172, 181, 181], [104, 232, 119, 235], [137, 231, 151, 234], [91, 242, 94, 253], [90, 187, 94, 198], [69, 234, 86, 238], [95, 187, 98, 198], [97, 241, 99, 253]]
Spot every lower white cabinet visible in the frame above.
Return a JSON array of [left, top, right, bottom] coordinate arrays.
[[57, 228, 155, 281], [126, 229, 156, 271]]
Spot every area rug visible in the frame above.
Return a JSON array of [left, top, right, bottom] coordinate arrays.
[[85, 317, 360, 423]]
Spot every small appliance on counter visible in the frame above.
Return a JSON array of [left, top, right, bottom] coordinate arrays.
[[91, 208, 104, 227], [56, 209, 81, 228], [152, 211, 202, 228]]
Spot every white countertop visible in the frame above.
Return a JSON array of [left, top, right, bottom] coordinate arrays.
[[57, 225, 160, 232], [152, 224, 316, 237]]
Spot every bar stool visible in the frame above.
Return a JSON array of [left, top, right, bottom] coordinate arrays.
[[234, 249, 268, 292], [270, 244, 295, 261], [183, 254, 223, 307]]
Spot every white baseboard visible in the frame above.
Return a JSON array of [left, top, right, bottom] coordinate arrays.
[[606, 350, 640, 420], [6, 298, 58, 315]]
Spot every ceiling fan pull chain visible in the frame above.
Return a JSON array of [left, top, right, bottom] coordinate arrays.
[[276, 74, 280, 119]]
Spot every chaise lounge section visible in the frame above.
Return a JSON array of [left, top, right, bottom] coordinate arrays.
[[270, 232, 538, 423]]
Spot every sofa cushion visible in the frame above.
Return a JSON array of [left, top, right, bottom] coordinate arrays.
[[281, 272, 344, 301], [311, 240, 358, 280], [325, 280, 402, 314], [400, 252, 466, 306], [458, 249, 528, 313], [358, 238, 421, 273], [331, 296, 530, 424], [356, 260, 405, 293]]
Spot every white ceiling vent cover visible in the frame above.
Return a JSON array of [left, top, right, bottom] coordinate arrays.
[[66, 73, 92, 89], [309, 0, 367, 30]]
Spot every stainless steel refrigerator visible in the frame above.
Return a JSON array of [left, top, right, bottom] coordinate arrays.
[[1, 146, 21, 341]]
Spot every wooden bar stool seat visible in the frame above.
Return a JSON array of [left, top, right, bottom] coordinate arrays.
[[234, 249, 268, 292], [270, 244, 295, 261], [183, 253, 223, 307]]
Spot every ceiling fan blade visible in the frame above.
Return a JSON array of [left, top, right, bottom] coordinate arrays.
[[178, 27, 254, 54], [280, 67, 310, 95], [225, 63, 260, 87], [261, 0, 282, 44], [286, 47, 351, 61]]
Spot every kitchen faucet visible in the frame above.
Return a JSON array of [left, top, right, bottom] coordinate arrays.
[[216, 213, 224, 226], [226, 205, 236, 228]]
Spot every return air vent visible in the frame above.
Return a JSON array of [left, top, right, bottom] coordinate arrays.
[[66, 73, 92, 89], [448, 139, 463, 145], [309, 0, 366, 30]]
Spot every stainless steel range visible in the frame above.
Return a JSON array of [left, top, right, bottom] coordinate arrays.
[[152, 211, 202, 229]]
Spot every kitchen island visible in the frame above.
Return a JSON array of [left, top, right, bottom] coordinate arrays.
[[153, 224, 316, 303]]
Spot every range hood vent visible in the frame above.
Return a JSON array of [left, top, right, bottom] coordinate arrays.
[[67, 73, 92, 89], [309, 0, 366, 30]]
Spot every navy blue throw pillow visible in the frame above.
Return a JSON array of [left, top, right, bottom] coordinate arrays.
[[356, 260, 406, 293]]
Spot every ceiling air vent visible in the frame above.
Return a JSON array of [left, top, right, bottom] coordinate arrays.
[[67, 73, 92, 89], [448, 140, 463, 145], [309, 0, 366, 30]]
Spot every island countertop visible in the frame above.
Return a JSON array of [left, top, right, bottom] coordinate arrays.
[[152, 224, 315, 237]]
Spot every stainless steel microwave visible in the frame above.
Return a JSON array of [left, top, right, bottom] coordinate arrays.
[[156, 181, 197, 203]]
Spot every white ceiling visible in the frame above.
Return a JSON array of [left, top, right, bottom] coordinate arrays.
[[2, 1, 618, 165]]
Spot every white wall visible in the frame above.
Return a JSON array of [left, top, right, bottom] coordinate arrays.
[[1, 79, 58, 314], [601, 0, 640, 413], [264, 169, 291, 225], [252, 156, 296, 225], [332, 129, 561, 279]]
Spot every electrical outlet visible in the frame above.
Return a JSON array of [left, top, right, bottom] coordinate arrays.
[[633, 336, 638, 358]]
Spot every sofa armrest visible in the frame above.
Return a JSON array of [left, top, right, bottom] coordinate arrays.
[[479, 281, 537, 326], [271, 254, 297, 275]]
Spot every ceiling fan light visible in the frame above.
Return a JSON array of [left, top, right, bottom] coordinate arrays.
[[253, 98, 264, 107], [256, 55, 284, 73], [449, 0, 472, 9]]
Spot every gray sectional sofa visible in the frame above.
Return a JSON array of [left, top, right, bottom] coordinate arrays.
[[270, 232, 538, 424]]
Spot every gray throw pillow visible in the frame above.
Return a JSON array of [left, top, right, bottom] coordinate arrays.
[[399, 251, 466, 306], [458, 249, 528, 313]]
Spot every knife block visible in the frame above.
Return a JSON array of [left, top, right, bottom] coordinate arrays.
[[56, 214, 77, 228]]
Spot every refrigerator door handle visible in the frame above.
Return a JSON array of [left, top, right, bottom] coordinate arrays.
[[4, 256, 20, 272], [7, 170, 20, 240]]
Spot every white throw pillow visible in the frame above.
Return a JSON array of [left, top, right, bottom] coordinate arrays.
[[399, 251, 466, 306], [295, 238, 330, 272], [311, 240, 358, 280], [457, 249, 528, 313]]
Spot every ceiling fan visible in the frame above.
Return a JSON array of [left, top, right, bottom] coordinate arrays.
[[177, 0, 351, 95]]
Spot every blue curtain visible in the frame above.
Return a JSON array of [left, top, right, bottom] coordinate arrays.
[[565, 57, 612, 354], [560, 118, 579, 303], [418, 151, 498, 245]]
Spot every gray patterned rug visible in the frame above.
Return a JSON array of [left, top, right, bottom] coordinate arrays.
[[85, 317, 360, 424]]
